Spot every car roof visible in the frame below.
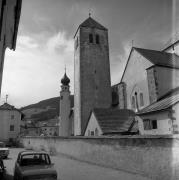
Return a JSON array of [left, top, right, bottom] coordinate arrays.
[[19, 150, 49, 156]]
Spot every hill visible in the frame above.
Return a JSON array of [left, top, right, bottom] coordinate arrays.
[[21, 95, 74, 122]]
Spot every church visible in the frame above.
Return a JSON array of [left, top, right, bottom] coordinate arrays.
[[58, 16, 179, 136]]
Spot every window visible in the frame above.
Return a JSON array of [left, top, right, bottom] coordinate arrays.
[[10, 125, 14, 131], [95, 128, 98, 136], [11, 115, 14, 119], [88, 130, 90, 136], [91, 131, 94, 136], [131, 96, 135, 109], [96, 34, 100, 44], [89, 34, 93, 43], [140, 93, 144, 106], [152, 120, 157, 129], [143, 119, 157, 130]]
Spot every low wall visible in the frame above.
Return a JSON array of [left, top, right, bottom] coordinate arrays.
[[21, 135, 179, 180]]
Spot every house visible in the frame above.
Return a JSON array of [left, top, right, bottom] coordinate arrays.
[[113, 47, 179, 135], [0, 103, 23, 142], [84, 108, 137, 136], [136, 88, 179, 135], [40, 125, 59, 136], [0, 0, 22, 95]]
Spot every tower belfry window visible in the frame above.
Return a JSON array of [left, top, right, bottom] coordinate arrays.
[[96, 34, 100, 44], [89, 34, 93, 43]]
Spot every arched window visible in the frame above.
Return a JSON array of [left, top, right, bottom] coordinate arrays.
[[96, 34, 100, 44], [140, 93, 144, 106], [89, 34, 93, 43], [95, 128, 98, 136], [132, 96, 135, 109]]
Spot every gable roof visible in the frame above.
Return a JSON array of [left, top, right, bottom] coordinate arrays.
[[0, 103, 21, 113], [137, 91, 179, 115], [74, 17, 107, 37], [92, 108, 136, 134], [121, 47, 179, 82], [134, 47, 179, 69]]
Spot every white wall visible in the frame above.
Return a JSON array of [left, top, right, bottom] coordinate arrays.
[[0, 110, 22, 141], [84, 113, 102, 136], [122, 49, 153, 110], [172, 103, 179, 133], [137, 111, 172, 135]]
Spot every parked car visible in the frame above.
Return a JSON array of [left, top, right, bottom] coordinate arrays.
[[0, 157, 6, 179], [14, 151, 57, 180], [0, 142, 9, 159]]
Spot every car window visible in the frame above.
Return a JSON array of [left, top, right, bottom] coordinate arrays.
[[20, 154, 51, 166], [0, 142, 5, 147]]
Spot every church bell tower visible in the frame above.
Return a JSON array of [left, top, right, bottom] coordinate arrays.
[[59, 71, 71, 136], [74, 16, 112, 135]]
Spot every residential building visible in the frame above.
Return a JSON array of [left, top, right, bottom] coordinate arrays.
[[41, 125, 59, 136], [0, 0, 22, 95], [0, 103, 23, 142]]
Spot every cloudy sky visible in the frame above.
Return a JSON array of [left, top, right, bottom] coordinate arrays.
[[1, 0, 178, 108]]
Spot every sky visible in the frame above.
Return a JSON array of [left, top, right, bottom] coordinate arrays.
[[0, 0, 179, 108]]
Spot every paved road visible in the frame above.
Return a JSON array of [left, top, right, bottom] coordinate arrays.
[[3, 148, 151, 180]]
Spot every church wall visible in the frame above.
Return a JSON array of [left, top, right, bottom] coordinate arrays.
[[154, 66, 179, 99], [117, 82, 127, 109], [146, 67, 158, 104], [122, 49, 153, 110]]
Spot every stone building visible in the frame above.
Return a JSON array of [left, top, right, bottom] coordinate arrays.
[[74, 17, 112, 135], [0, 0, 22, 96], [113, 47, 179, 135], [0, 102, 23, 142]]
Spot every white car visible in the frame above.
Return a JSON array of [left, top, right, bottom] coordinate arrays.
[[14, 151, 58, 180], [0, 142, 9, 159]]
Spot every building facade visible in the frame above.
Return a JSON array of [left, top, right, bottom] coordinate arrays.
[[113, 47, 179, 135], [74, 17, 112, 135], [0, 103, 23, 142], [0, 0, 22, 96]]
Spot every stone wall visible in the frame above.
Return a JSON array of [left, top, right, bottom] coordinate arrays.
[[21, 136, 179, 180]]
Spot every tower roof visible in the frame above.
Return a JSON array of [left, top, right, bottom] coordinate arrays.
[[79, 17, 107, 30], [74, 17, 107, 37], [61, 72, 70, 86]]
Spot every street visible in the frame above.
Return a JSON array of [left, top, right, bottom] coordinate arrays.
[[3, 148, 151, 180]]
